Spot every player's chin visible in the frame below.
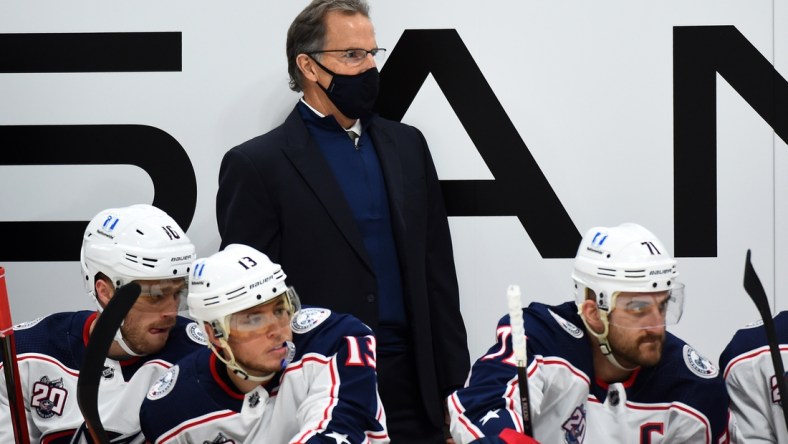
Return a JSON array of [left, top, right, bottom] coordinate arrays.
[[637, 344, 663, 366], [267, 345, 288, 361], [141, 332, 171, 353]]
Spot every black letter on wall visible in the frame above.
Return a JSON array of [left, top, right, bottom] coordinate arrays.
[[674, 26, 788, 257], [376, 29, 580, 258], [0, 32, 195, 261]]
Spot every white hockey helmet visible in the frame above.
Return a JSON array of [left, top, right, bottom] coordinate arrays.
[[188, 244, 299, 381], [572, 223, 684, 370], [188, 244, 300, 335], [572, 223, 683, 322], [80, 204, 196, 297]]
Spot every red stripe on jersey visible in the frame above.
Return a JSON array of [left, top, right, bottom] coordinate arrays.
[[159, 410, 237, 443], [18, 353, 79, 377], [289, 355, 340, 443], [535, 356, 591, 385], [82, 312, 98, 346], [627, 401, 711, 444], [208, 353, 244, 400], [41, 429, 76, 443], [503, 378, 524, 434], [723, 345, 788, 379], [448, 392, 482, 439]]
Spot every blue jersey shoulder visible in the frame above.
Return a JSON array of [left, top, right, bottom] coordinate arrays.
[[719, 311, 788, 370], [13, 311, 93, 369], [514, 301, 593, 372], [635, 334, 728, 436], [152, 316, 207, 363], [291, 306, 372, 360], [141, 348, 240, 440]]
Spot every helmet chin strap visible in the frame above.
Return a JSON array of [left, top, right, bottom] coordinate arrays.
[[114, 328, 144, 357], [93, 292, 145, 357], [211, 338, 296, 383], [580, 309, 638, 372]]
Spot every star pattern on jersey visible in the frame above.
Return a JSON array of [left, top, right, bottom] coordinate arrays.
[[326, 431, 351, 444], [481, 409, 500, 425]]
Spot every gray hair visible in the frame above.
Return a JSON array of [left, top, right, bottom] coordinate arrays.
[[286, 0, 370, 92]]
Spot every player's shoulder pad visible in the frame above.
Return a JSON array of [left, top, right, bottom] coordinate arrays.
[[147, 365, 180, 401], [292, 307, 333, 334]]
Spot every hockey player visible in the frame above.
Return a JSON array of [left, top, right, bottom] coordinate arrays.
[[719, 311, 788, 442], [139, 244, 388, 443], [448, 223, 730, 443], [0, 204, 206, 443]]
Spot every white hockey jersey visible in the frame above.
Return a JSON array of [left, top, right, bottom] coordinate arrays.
[[719, 311, 788, 443], [0, 311, 206, 444], [448, 301, 730, 444], [140, 307, 389, 443]]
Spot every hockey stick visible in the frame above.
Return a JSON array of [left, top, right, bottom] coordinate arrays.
[[0, 267, 31, 444], [77, 282, 141, 444], [506, 285, 533, 437], [743, 249, 788, 430]]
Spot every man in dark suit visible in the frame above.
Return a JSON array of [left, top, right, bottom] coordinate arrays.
[[216, 0, 470, 442]]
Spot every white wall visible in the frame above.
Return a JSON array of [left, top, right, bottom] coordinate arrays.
[[2, 0, 786, 367]]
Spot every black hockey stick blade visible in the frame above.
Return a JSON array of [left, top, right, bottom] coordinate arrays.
[[743, 249, 788, 430], [77, 282, 141, 444]]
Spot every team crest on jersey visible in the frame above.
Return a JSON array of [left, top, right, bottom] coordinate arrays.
[[292, 308, 331, 334], [204, 433, 234, 444], [31, 376, 68, 418], [561, 404, 586, 444], [13, 317, 44, 331], [548, 309, 584, 338], [186, 321, 208, 345], [147, 366, 179, 400], [682, 345, 718, 379]]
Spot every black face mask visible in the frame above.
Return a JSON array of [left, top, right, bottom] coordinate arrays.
[[311, 57, 379, 120]]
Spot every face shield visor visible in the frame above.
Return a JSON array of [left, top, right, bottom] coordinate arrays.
[[128, 277, 188, 315], [607, 283, 685, 330], [224, 287, 301, 342]]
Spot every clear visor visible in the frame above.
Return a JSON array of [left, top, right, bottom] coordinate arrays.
[[608, 284, 685, 330], [129, 277, 188, 314], [227, 288, 300, 342]]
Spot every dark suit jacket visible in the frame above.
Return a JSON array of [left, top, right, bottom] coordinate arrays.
[[216, 105, 470, 426]]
